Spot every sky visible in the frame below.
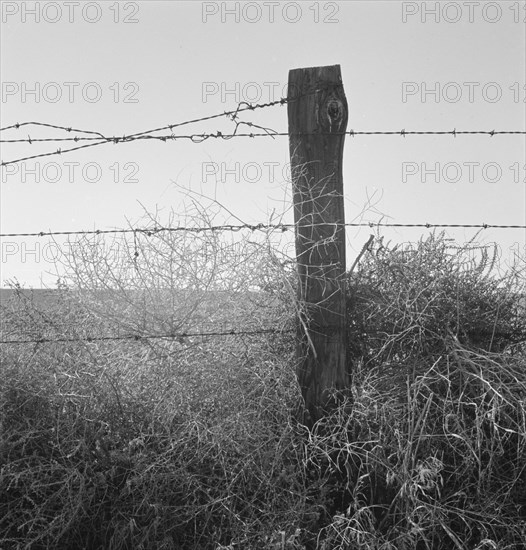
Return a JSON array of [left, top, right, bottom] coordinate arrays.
[[0, 0, 525, 288]]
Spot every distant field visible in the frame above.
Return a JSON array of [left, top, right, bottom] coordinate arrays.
[[0, 288, 63, 308]]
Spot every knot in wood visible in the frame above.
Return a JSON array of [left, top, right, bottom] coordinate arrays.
[[327, 99, 343, 122]]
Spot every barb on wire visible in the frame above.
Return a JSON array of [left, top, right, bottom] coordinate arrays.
[[1, 221, 524, 240], [231, 120, 279, 139], [0, 327, 295, 345]]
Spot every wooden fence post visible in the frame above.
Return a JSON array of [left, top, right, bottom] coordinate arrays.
[[287, 65, 350, 424]]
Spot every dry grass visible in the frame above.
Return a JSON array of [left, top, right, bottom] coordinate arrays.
[[1, 232, 525, 549]]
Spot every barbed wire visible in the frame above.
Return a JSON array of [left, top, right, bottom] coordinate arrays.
[[1, 112, 524, 167], [0, 327, 295, 345], [1, 221, 524, 240], [0, 97, 291, 135], [0, 92, 301, 166], [4, 128, 525, 146]]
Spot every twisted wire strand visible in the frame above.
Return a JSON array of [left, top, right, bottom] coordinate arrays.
[[1, 222, 524, 239]]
